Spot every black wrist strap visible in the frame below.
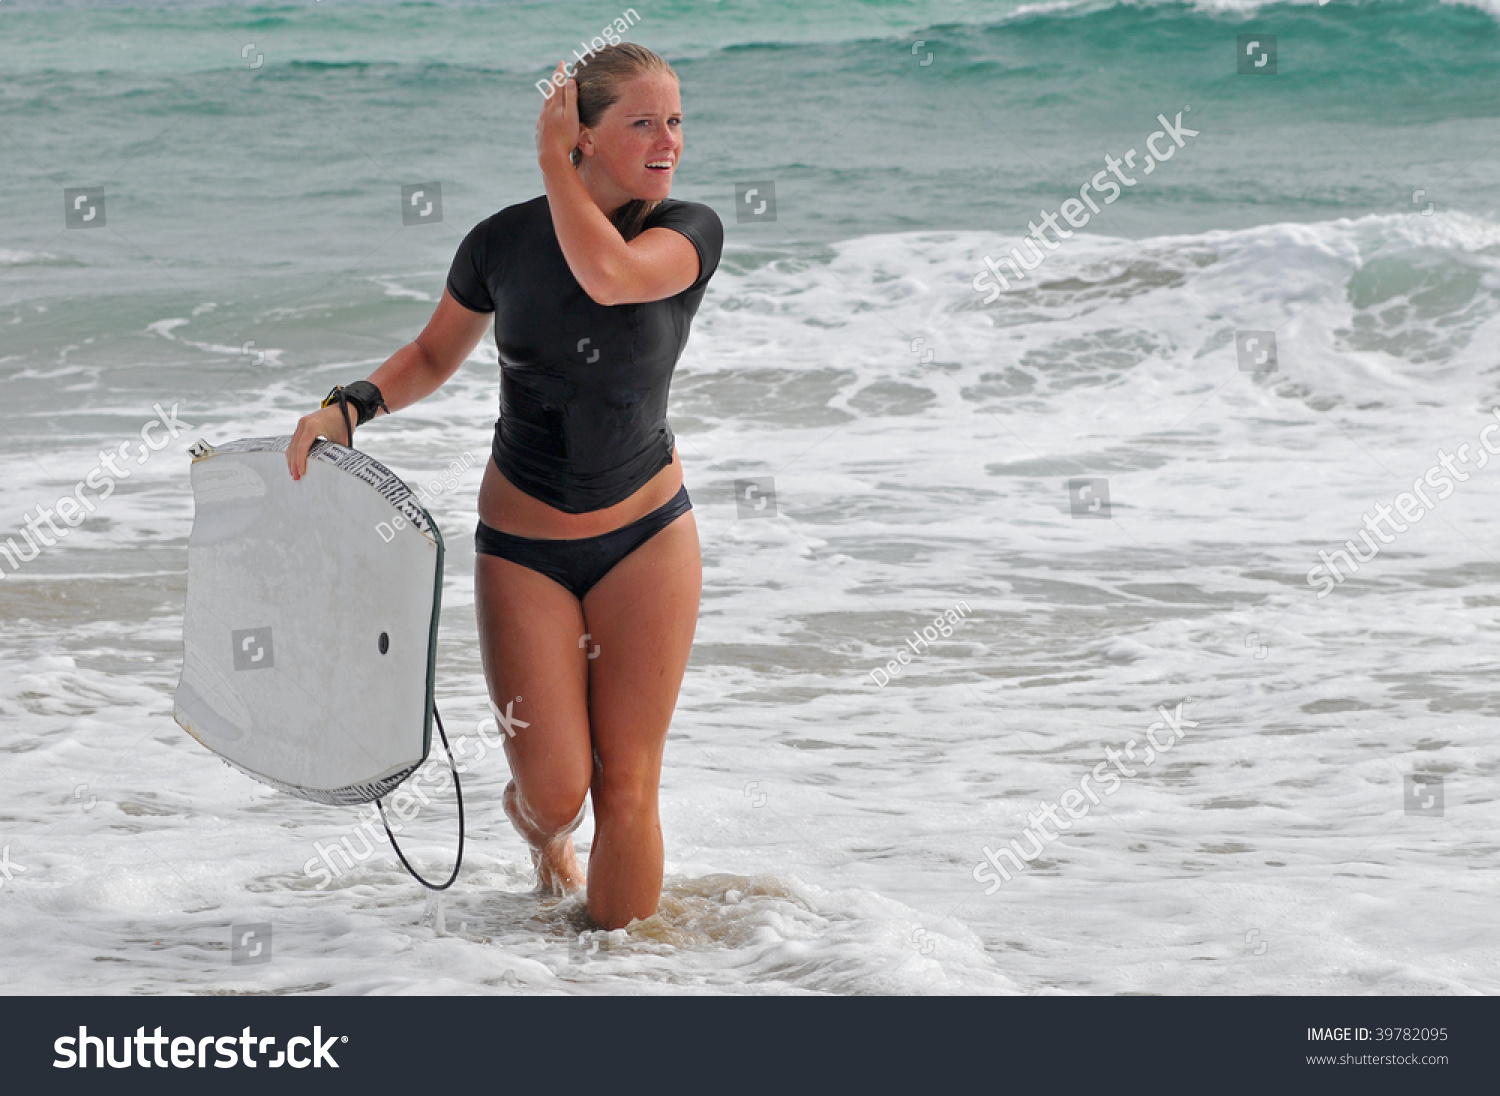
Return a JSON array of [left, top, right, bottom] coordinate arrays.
[[322, 381, 390, 445]]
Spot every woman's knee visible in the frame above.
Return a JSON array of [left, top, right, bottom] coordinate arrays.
[[521, 778, 590, 837], [591, 766, 660, 827]]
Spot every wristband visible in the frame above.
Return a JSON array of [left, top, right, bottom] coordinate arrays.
[[322, 381, 389, 427], [321, 381, 389, 446]]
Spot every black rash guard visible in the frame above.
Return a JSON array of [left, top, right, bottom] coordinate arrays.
[[445, 194, 724, 514]]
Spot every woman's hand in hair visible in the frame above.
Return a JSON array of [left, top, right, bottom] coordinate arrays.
[[536, 61, 581, 167]]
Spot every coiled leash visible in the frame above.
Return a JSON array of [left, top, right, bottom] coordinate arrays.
[[324, 381, 465, 891], [377, 705, 465, 891]]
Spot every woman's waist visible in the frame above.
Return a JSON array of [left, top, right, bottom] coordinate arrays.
[[478, 435, 683, 538]]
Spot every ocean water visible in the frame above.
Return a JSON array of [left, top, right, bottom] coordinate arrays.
[[2, 0, 1499, 994]]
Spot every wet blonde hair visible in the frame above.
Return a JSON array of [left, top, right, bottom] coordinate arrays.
[[568, 43, 680, 241]]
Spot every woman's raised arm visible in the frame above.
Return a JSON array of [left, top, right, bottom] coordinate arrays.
[[536, 65, 700, 307]]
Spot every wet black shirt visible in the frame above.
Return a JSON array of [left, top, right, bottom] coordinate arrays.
[[445, 195, 724, 513]]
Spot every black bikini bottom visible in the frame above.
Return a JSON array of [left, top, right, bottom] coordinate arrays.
[[473, 485, 692, 600]]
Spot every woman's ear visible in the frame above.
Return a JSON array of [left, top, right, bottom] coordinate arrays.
[[574, 127, 595, 160]]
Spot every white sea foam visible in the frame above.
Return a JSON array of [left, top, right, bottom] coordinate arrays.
[[1011, 0, 1500, 20], [0, 249, 60, 267]]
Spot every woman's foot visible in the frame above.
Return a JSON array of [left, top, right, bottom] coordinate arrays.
[[504, 780, 586, 895]]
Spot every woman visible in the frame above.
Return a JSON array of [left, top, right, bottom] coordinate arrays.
[[286, 43, 723, 930]]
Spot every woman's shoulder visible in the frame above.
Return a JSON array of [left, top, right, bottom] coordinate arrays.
[[645, 197, 721, 224], [643, 199, 725, 289], [446, 196, 549, 308], [467, 194, 549, 239], [642, 199, 725, 257]]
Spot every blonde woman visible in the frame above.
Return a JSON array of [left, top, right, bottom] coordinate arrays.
[[288, 44, 723, 929]]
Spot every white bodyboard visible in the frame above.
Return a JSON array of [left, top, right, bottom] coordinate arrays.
[[174, 436, 443, 805]]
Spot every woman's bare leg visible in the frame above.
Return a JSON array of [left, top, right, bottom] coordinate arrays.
[[580, 510, 703, 928], [474, 552, 594, 893]]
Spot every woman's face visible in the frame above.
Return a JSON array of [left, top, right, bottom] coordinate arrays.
[[576, 71, 682, 206]]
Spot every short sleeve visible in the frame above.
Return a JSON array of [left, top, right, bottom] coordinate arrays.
[[445, 219, 495, 313], [647, 200, 725, 295]]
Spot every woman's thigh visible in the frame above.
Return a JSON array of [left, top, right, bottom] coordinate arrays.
[[474, 553, 593, 821], [581, 510, 703, 800]]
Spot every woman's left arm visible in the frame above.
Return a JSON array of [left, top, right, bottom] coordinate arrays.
[[537, 68, 701, 306]]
